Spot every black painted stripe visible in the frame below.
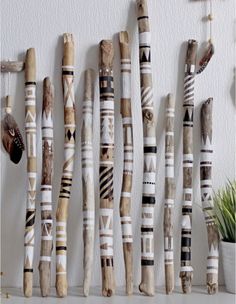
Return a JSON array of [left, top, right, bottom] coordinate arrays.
[[56, 246, 67, 251], [142, 196, 155, 204], [62, 71, 73, 75], [25, 211, 35, 227], [25, 81, 36, 85], [141, 227, 153, 232], [181, 252, 191, 261], [141, 259, 154, 266], [24, 269, 33, 273], [182, 207, 192, 213], [181, 237, 191, 247], [144, 146, 157, 153], [101, 258, 113, 267], [100, 76, 113, 82], [138, 16, 149, 20]]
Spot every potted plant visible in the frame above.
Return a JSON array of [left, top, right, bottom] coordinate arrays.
[[214, 181, 236, 293]]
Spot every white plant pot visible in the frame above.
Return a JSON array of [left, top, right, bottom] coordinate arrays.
[[221, 241, 236, 293]]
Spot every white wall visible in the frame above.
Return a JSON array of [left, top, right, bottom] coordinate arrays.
[[1, 0, 235, 288]]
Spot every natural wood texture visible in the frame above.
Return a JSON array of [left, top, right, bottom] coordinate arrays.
[[82, 69, 95, 297], [137, 0, 156, 296], [164, 93, 175, 294], [38, 77, 54, 297], [1, 95, 24, 164], [179, 39, 198, 294], [56, 33, 75, 298], [119, 31, 134, 296], [200, 98, 219, 294], [1, 60, 24, 72], [24, 48, 36, 298], [99, 40, 115, 297]]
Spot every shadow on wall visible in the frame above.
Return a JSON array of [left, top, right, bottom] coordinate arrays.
[[230, 67, 235, 107]]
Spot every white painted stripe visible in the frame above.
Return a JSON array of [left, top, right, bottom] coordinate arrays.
[[25, 99, 36, 106], [41, 190, 52, 203], [142, 252, 154, 258], [62, 65, 74, 69], [165, 251, 174, 260], [121, 73, 131, 99], [40, 256, 51, 262], [42, 236, 53, 241], [122, 117, 132, 124], [184, 188, 193, 195], [190, 64, 195, 73], [165, 199, 174, 205], [207, 259, 219, 268], [100, 208, 113, 216], [139, 32, 151, 44], [183, 154, 193, 161], [100, 100, 114, 110], [166, 166, 174, 178], [123, 237, 133, 243], [206, 269, 218, 274], [180, 266, 193, 272], [56, 237, 67, 242], [166, 131, 174, 136], [56, 222, 66, 227], [144, 137, 156, 145], [121, 216, 132, 222], [122, 223, 132, 235], [183, 163, 193, 168], [121, 192, 131, 198], [121, 63, 131, 70], [142, 218, 153, 226], [183, 201, 192, 207], [200, 179, 212, 186], [41, 205, 52, 211], [83, 210, 95, 219], [142, 207, 154, 215]]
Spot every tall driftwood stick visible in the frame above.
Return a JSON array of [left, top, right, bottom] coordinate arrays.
[[164, 93, 175, 294], [82, 69, 95, 297], [38, 78, 54, 297], [99, 40, 115, 297], [119, 31, 134, 296], [24, 48, 36, 298], [56, 33, 76, 298], [200, 98, 219, 294], [137, 0, 156, 296], [179, 39, 198, 294]]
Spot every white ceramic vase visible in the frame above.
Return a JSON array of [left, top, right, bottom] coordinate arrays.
[[221, 241, 236, 293]]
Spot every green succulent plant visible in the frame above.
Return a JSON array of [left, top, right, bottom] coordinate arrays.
[[213, 180, 236, 243]]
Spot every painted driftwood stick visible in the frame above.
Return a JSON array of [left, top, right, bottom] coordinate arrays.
[[137, 0, 157, 296], [179, 39, 198, 294], [24, 48, 36, 298], [38, 78, 54, 297], [82, 69, 95, 297], [164, 93, 175, 294], [119, 31, 134, 296], [99, 40, 115, 297], [200, 98, 219, 294], [56, 33, 76, 298]]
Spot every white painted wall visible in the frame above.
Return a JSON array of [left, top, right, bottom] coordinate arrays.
[[1, 0, 235, 288]]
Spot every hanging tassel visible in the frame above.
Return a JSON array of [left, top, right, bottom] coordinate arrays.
[[1, 96, 25, 164]]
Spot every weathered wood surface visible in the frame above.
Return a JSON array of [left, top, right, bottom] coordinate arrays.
[[119, 31, 134, 296], [200, 98, 219, 294], [99, 40, 115, 297], [137, 0, 156, 297], [38, 77, 54, 297], [82, 68, 95, 297], [56, 33, 76, 298], [164, 93, 175, 294]]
